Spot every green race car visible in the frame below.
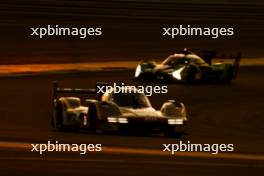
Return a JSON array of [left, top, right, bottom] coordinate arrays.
[[134, 49, 240, 83]]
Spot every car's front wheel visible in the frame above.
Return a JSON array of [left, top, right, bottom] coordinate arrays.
[[164, 125, 184, 137], [88, 104, 102, 133]]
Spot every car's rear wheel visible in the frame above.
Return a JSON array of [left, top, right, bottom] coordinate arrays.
[[186, 67, 200, 84], [53, 103, 69, 131], [164, 126, 184, 137], [222, 67, 234, 84]]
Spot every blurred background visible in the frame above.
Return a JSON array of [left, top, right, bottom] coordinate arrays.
[[0, 0, 264, 64]]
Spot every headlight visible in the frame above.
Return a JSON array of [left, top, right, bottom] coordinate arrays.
[[107, 117, 128, 124], [168, 119, 183, 125], [172, 67, 185, 80], [107, 117, 117, 123], [118, 118, 128, 124], [135, 65, 142, 78]]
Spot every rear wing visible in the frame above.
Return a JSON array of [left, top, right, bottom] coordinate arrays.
[[178, 49, 241, 66], [232, 53, 241, 78], [52, 81, 108, 101], [198, 51, 241, 78], [210, 52, 241, 78], [198, 51, 241, 64], [178, 49, 241, 79]]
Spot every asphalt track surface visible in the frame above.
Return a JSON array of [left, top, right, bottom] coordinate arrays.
[[0, 67, 264, 175]]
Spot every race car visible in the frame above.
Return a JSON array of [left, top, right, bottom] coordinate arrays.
[[134, 49, 241, 83], [51, 82, 187, 136]]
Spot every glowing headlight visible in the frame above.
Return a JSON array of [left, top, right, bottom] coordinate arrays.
[[107, 117, 117, 123], [168, 119, 183, 125], [118, 118, 128, 124], [172, 67, 185, 80], [107, 117, 128, 124], [135, 65, 142, 78]]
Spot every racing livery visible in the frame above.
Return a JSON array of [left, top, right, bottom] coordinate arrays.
[[51, 82, 187, 136], [135, 49, 241, 83]]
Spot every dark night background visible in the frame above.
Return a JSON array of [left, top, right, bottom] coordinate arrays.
[[0, 0, 264, 64]]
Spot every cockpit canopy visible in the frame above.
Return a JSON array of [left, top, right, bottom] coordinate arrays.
[[102, 87, 151, 108], [162, 54, 208, 66]]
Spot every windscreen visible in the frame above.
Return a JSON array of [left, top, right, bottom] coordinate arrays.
[[162, 55, 206, 66], [112, 93, 151, 108], [67, 98, 81, 108]]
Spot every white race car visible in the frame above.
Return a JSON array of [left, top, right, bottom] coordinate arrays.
[[51, 82, 188, 136]]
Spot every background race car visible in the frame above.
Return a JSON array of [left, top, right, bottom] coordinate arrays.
[[51, 82, 188, 136], [135, 49, 241, 83]]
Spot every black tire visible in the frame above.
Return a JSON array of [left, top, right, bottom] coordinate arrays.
[[54, 103, 68, 131], [186, 67, 199, 84], [164, 126, 176, 137], [164, 126, 184, 137], [88, 104, 100, 133], [118, 125, 129, 135], [79, 113, 87, 129], [223, 67, 234, 84]]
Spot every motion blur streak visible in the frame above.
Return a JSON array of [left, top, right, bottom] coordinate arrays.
[[0, 0, 264, 63], [0, 59, 264, 75], [1, 141, 264, 161], [0, 62, 138, 75]]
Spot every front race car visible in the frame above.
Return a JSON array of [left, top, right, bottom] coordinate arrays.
[[52, 82, 188, 136], [105, 107, 186, 135], [95, 89, 187, 135]]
